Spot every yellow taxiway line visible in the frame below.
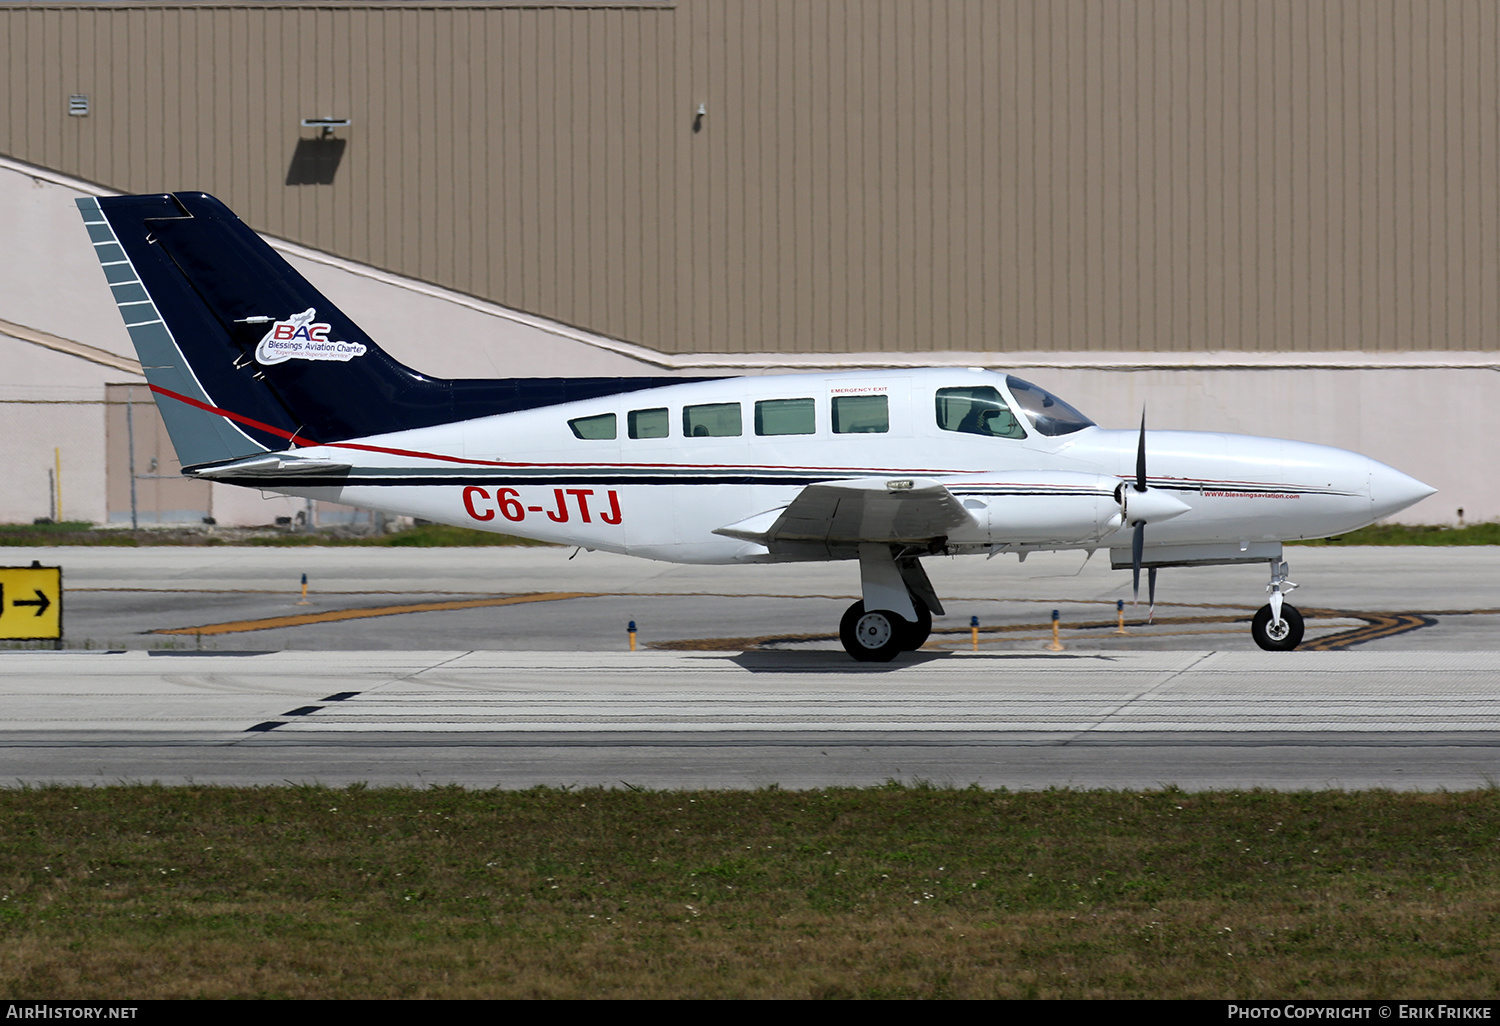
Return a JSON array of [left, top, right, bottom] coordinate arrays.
[[151, 592, 600, 636]]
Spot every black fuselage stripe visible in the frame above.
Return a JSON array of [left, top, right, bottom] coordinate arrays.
[[221, 475, 842, 488], [211, 472, 1341, 497]]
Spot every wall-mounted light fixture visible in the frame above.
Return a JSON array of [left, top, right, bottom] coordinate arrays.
[[693, 103, 706, 133], [300, 117, 351, 138]]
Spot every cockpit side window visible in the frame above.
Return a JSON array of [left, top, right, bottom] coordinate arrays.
[[1004, 376, 1095, 436], [935, 386, 1026, 439]]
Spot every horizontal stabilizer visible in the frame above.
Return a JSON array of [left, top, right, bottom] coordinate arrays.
[[189, 453, 352, 481]]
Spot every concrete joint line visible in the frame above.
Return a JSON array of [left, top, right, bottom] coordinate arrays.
[[1076, 653, 1218, 739]]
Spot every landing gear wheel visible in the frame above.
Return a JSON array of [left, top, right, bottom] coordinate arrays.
[[897, 600, 932, 651], [1251, 603, 1304, 651], [840, 601, 905, 662]]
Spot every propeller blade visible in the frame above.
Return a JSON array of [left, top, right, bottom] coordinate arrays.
[[1131, 521, 1144, 604], [1129, 411, 1157, 611], [1135, 411, 1148, 493]]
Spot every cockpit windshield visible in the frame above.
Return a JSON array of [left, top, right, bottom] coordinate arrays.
[[1004, 375, 1095, 436]]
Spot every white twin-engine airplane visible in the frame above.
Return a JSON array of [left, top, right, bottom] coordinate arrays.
[[79, 192, 1435, 660]]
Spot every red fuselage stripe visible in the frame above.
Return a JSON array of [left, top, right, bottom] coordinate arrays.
[[148, 383, 977, 474], [149, 384, 315, 447]]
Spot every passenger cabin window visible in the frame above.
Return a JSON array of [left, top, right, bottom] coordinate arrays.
[[683, 402, 742, 437], [831, 394, 888, 433], [755, 398, 815, 436], [628, 407, 669, 439], [935, 386, 1026, 439], [567, 412, 616, 440]]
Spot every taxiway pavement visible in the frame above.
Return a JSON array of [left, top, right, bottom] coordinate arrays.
[[1, 545, 1496, 789], [4, 543, 1499, 653]]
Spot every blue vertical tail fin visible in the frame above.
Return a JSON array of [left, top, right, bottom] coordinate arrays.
[[79, 191, 699, 470]]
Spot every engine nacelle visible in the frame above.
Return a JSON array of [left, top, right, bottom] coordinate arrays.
[[944, 471, 1127, 545]]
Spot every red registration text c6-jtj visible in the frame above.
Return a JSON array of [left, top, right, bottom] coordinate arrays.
[[462, 486, 623, 525]]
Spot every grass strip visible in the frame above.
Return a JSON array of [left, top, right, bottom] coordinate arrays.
[[1, 785, 1497, 999], [1289, 522, 1500, 546]]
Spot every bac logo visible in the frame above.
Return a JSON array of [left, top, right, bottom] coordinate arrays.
[[463, 487, 622, 526], [255, 308, 369, 366]]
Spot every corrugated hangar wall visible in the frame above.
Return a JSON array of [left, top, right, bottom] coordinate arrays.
[[2, 0, 1499, 357]]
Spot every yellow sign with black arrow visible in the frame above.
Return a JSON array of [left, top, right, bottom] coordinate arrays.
[[0, 563, 62, 641]]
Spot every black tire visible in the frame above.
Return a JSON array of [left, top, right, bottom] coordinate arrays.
[[897, 599, 932, 651], [839, 601, 905, 662], [1251, 603, 1304, 651]]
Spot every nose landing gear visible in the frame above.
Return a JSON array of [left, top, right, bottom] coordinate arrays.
[[1251, 559, 1304, 650]]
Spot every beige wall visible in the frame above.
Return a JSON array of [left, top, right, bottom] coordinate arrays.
[[3, 1, 1497, 357], [0, 103, 1484, 528], [0, 157, 679, 526], [0, 337, 112, 525]]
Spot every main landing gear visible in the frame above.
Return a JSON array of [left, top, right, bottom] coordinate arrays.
[[839, 544, 942, 662], [1250, 559, 1304, 651], [839, 599, 933, 662]]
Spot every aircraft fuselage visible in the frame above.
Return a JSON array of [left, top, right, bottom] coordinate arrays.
[[265, 368, 1427, 567]]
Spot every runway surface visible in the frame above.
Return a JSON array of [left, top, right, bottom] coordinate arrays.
[[1, 545, 1497, 789], [3, 647, 1498, 790]]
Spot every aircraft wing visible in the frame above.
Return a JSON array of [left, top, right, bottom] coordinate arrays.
[[714, 477, 972, 546]]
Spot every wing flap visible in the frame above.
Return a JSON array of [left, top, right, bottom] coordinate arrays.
[[714, 477, 973, 546]]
